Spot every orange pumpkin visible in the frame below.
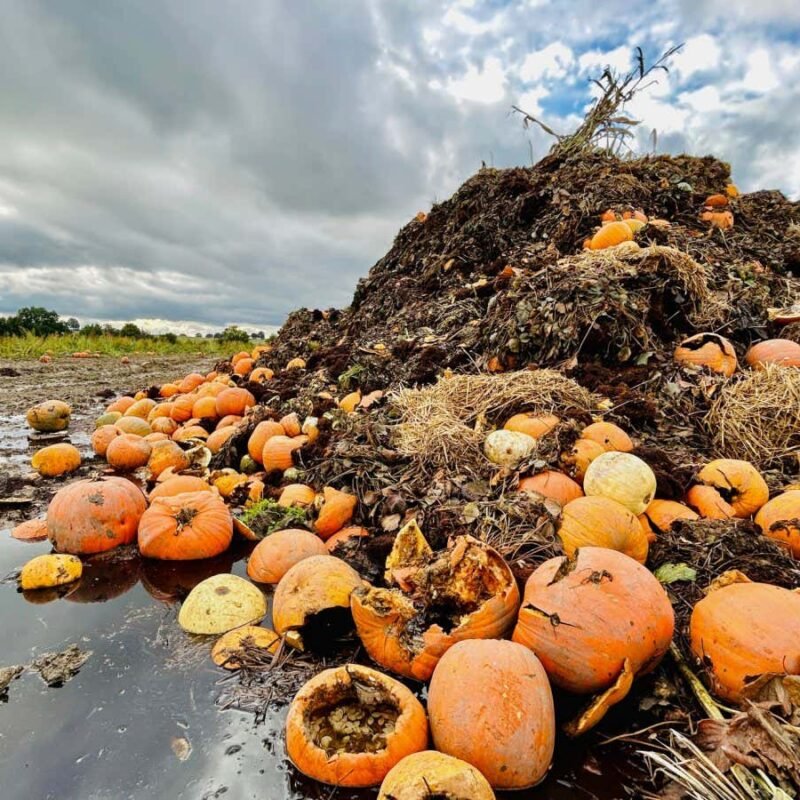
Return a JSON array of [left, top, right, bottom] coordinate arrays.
[[147, 402, 174, 421], [247, 420, 285, 463], [216, 387, 256, 417], [206, 426, 237, 454], [170, 394, 197, 423], [580, 422, 633, 452], [145, 432, 169, 444], [159, 383, 180, 398], [695, 459, 768, 518], [149, 475, 212, 500], [138, 491, 233, 560], [280, 412, 302, 437], [674, 333, 737, 377], [641, 499, 698, 533], [339, 390, 362, 413], [558, 496, 648, 563], [233, 358, 254, 377], [12, 518, 49, 541], [754, 490, 800, 556], [285, 664, 428, 788], [560, 439, 605, 481], [686, 485, 736, 519], [31, 443, 82, 477], [690, 581, 800, 701], [147, 440, 189, 477], [326, 526, 369, 553], [586, 221, 633, 250], [262, 435, 307, 473], [231, 350, 250, 365], [352, 534, 519, 681], [115, 416, 152, 437], [106, 434, 152, 472], [172, 424, 209, 442], [47, 477, 147, 554], [700, 209, 734, 229], [151, 416, 179, 436], [107, 396, 136, 414], [600, 209, 617, 222], [91, 425, 120, 457], [315, 487, 357, 540], [286, 357, 306, 370], [192, 396, 218, 420], [518, 471, 583, 506], [124, 398, 156, 419], [217, 414, 243, 429], [178, 372, 206, 393], [504, 413, 559, 439], [428, 640, 555, 789], [249, 367, 274, 383], [247, 529, 328, 584], [513, 547, 674, 694], [745, 339, 800, 369], [278, 483, 317, 508], [704, 194, 728, 208]]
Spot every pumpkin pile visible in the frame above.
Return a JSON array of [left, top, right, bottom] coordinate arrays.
[[9, 148, 800, 796]]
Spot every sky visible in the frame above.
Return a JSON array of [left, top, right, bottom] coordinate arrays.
[[0, 0, 798, 335]]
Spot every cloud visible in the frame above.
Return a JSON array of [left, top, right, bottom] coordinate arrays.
[[520, 42, 574, 82]]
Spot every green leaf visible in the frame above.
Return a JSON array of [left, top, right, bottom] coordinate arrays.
[[654, 563, 697, 584]]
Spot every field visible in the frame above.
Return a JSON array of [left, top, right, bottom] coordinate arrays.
[[0, 332, 244, 360]]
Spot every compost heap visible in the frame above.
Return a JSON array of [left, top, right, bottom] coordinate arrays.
[[20, 149, 800, 797]]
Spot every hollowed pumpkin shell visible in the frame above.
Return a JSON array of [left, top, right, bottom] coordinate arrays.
[[754, 490, 800, 557], [695, 459, 768, 518], [47, 477, 147, 554], [211, 625, 280, 669], [689, 581, 800, 701], [285, 664, 428, 788], [147, 440, 189, 477], [674, 333, 737, 377], [513, 547, 674, 694], [378, 751, 495, 800], [427, 640, 555, 789], [686, 484, 735, 519], [315, 487, 357, 540], [246, 529, 328, 584]]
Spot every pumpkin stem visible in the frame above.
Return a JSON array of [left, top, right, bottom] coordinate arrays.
[[175, 506, 199, 532]]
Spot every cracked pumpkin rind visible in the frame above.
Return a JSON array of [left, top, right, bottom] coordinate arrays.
[[47, 477, 147, 555], [689, 581, 800, 702], [512, 547, 674, 694], [351, 537, 520, 681], [285, 664, 428, 787]]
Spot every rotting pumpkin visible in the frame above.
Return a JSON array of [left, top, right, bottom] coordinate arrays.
[[246, 529, 328, 584], [285, 664, 428, 788]]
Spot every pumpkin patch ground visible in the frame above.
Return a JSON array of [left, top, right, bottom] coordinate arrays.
[[2, 146, 800, 798]]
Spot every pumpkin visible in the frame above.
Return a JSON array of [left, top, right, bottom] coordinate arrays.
[[160, 383, 180, 398], [115, 416, 152, 437], [233, 357, 254, 377], [147, 439, 189, 477], [192, 396, 218, 420], [206, 426, 237, 454], [178, 573, 266, 634], [124, 398, 156, 419], [47, 477, 147, 554], [503, 412, 559, 439], [170, 394, 196, 422], [352, 531, 519, 681], [674, 333, 737, 377], [107, 396, 136, 414], [272, 555, 362, 646], [695, 459, 768, 518], [106, 434, 152, 472], [560, 438, 605, 481], [147, 402, 174, 421], [211, 626, 280, 669], [558, 496, 648, 563], [215, 387, 255, 417], [278, 483, 317, 508], [518, 471, 583, 506], [686, 484, 736, 519], [339, 390, 362, 412], [95, 411, 122, 428], [280, 412, 302, 437], [302, 416, 320, 443], [20, 554, 83, 590], [600, 209, 617, 222], [586, 221, 633, 250], [247, 529, 328, 584], [623, 218, 646, 234], [150, 475, 212, 499], [151, 417, 179, 436], [211, 470, 247, 499], [689, 581, 800, 701], [286, 664, 427, 788], [145, 432, 169, 444], [26, 400, 71, 432], [377, 751, 495, 800], [754, 490, 800, 556], [580, 422, 633, 452], [427, 640, 555, 789], [315, 487, 357, 540], [91, 424, 120, 457], [745, 339, 800, 369], [178, 372, 206, 393], [326, 526, 369, 553], [217, 414, 242, 429], [138, 491, 232, 560], [173, 424, 209, 442], [249, 367, 274, 383], [247, 420, 285, 463], [262, 435, 307, 473], [700, 209, 734, 229], [704, 194, 728, 208], [11, 518, 49, 541], [641, 499, 699, 533], [31, 443, 81, 477], [484, 429, 536, 468], [286, 357, 306, 370], [513, 547, 674, 694], [251, 344, 271, 359], [583, 451, 657, 515]]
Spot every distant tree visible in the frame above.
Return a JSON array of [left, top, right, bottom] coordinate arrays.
[[220, 325, 250, 344], [13, 307, 69, 336], [194, 332, 203, 338], [81, 323, 104, 336], [0, 315, 22, 336], [161, 332, 178, 344], [120, 323, 144, 338], [102, 324, 120, 335], [65, 317, 80, 332], [205, 333, 214, 339]]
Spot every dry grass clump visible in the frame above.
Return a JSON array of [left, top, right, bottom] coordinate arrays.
[[392, 369, 593, 473], [705, 365, 800, 467]]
